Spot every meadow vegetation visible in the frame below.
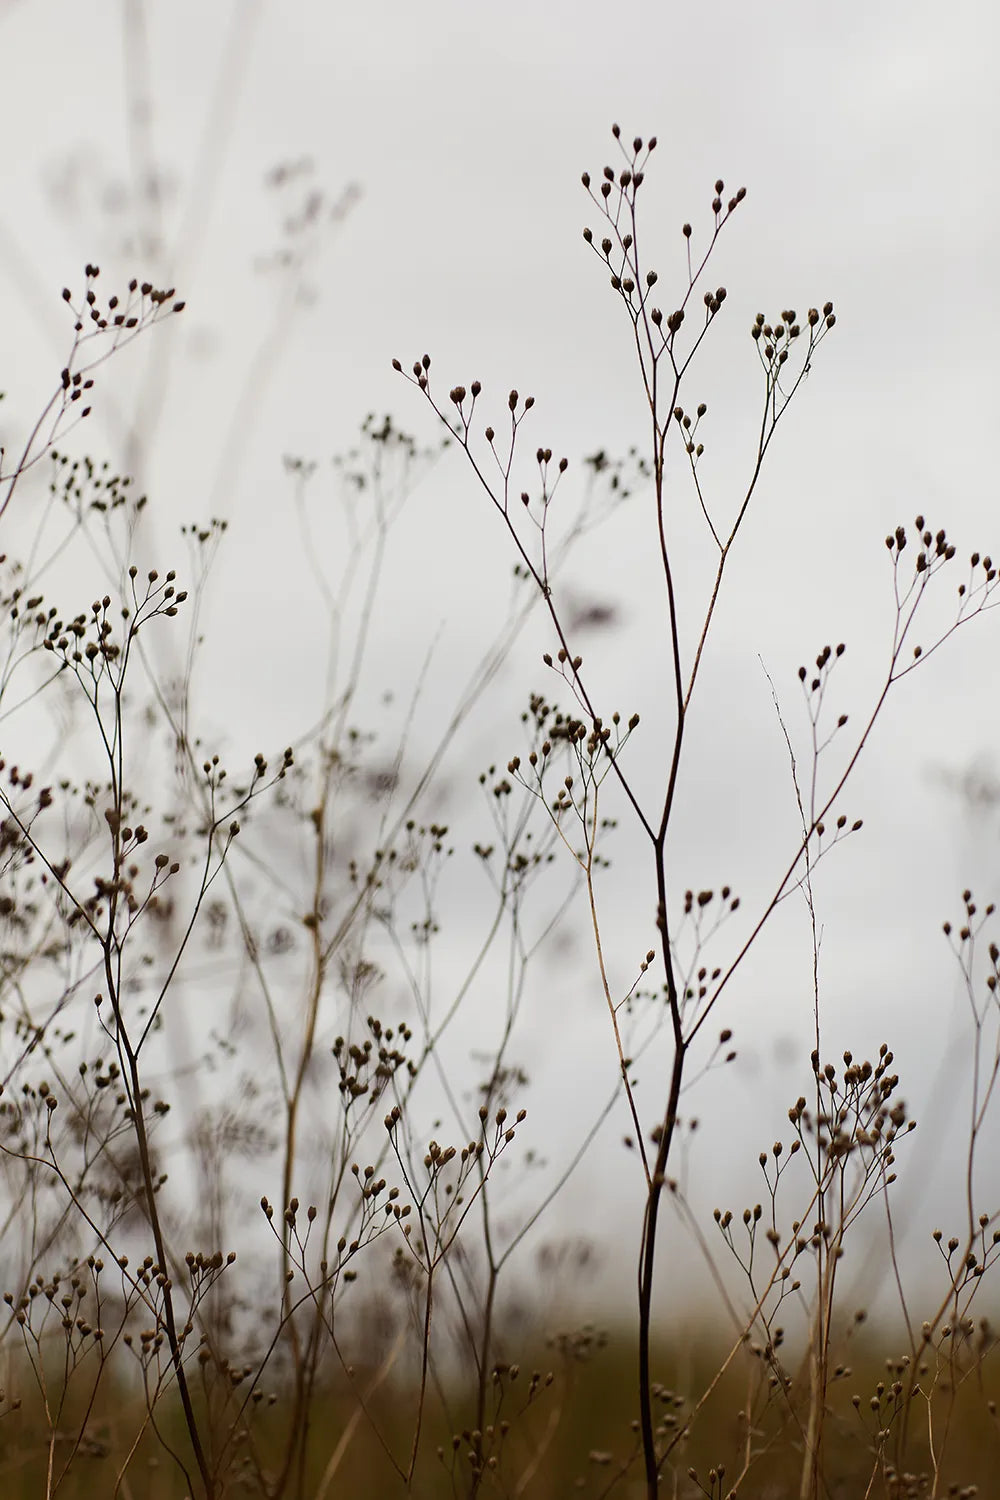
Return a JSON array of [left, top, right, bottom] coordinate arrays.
[[0, 124, 999, 1500]]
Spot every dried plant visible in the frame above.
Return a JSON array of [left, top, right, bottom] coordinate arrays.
[[0, 119, 998, 1500], [397, 124, 1000, 1500]]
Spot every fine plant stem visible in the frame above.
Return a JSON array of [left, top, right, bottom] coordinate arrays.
[[401, 123, 1000, 1499]]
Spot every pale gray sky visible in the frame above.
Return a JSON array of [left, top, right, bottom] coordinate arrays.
[[1, 0, 999, 1317]]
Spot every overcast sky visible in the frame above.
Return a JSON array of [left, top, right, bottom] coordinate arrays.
[[1, 0, 999, 1319]]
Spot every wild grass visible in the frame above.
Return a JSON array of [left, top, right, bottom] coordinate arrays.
[[0, 123, 998, 1500]]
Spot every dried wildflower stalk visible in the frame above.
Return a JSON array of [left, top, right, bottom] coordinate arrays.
[[400, 124, 1000, 1498]]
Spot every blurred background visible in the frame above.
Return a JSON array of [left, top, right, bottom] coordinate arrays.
[[0, 0, 998, 1334]]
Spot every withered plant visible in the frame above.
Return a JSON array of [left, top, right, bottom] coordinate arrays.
[[397, 124, 1000, 1499], [1, 117, 999, 1500], [0, 243, 633, 1495]]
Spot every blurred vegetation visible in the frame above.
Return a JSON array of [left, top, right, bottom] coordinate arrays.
[[1, 1314, 999, 1497]]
